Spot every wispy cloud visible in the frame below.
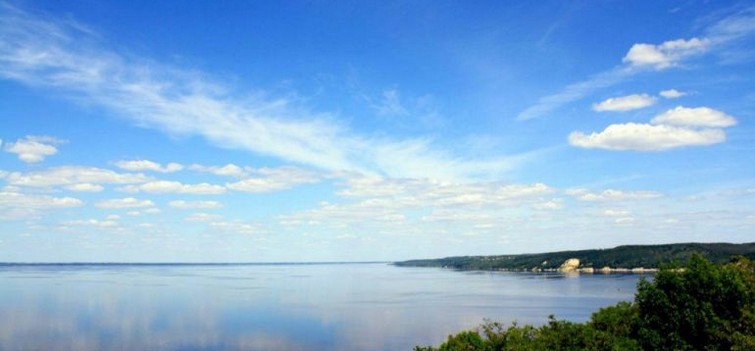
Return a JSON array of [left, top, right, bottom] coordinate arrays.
[[517, 69, 629, 121], [517, 6, 755, 121], [0, 3, 522, 181]]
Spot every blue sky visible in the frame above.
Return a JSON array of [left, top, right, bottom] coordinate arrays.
[[1, 0, 754, 262]]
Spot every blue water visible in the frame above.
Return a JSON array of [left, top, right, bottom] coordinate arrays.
[[0, 263, 643, 350]]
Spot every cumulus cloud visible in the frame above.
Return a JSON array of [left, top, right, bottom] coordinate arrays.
[[570, 106, 736, 151], [226, 167, 322, 193], [568, 189, 662, 201], [650, 106, 737, 128], [0, 191, 83, 219], [169, 200, 222, 209], [622, 38, 709, 69], [95, 197, 154, 209], [532, 199, 563, 210], [592, 94, 657, 112], [115, 160, 183, 173], [64, 183, 104, 192], [1, 166, 149, 187], [603, 209, 631, 217], [3, 135, 66, 163], [659, 89, 686, 99], [184, 212, 222, 222], [62, 218, 120, 228], [189, 164, 247, 177], [209, 220, 265, 235], [119, 180, 226, 195], [569, 123, 726, 151], [126, 207, 161, 216]]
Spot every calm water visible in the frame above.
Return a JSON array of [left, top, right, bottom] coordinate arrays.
[[0, 263, 643, 351]]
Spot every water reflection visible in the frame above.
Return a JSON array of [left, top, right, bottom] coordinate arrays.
[[0, 264, 641, 350]]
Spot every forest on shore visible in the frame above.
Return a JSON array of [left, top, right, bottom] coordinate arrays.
[[396, 242, 755, 271]]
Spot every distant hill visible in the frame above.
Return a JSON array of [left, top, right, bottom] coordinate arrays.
[[394, 242, 755, 271]]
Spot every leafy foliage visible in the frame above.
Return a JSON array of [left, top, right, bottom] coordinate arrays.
[[414, 254, 755, 350]]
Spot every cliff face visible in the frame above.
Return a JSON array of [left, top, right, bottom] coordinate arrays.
[[559, 258, 580, 272]]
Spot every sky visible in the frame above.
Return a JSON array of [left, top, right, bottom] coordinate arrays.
[[1, 0, 754, 262]]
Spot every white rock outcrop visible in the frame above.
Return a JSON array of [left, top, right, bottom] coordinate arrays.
[[559, 258, 580, 272]]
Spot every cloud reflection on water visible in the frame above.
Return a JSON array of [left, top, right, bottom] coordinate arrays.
[[0, 264, 640, 350]]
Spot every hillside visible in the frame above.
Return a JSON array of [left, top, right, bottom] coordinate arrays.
[[394, 242, 755, 271]]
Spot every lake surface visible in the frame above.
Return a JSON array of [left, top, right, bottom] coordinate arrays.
[[0, 263, 643, 350]]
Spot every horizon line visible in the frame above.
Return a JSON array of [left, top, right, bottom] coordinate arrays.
[[0, 261, 393, 266]]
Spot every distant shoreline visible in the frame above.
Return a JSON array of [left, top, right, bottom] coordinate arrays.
[[394, 242, 755, 272]]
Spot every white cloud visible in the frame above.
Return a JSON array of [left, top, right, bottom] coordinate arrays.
[[532, 199, 563, 210], [64, 183, 104, 192], [3, 135, 66, 163], [0, 6, 520, 180], [517, 69, 628, 120], [115, 160, 183, 173], [622, 38, 709, 69], [705, 5, 755, 44], [570, 106, 736, 151], [337, 176, 553, 206], [62, 218, 120, 228], [189, 164, 247, 177], [119, 180, 226, 195], [569, 123, 726, 151], [95, 197, 154, 209], [614, 217, 635, 224], [371, 89, 409, 117], [650, 106, 736, 128], [518, 7, 755, 121], [226, 167, 322, 192], [184, 212, 222, 222], [603, 209, 631, 217], [280, 177, 556, 230], [568, 189, 662, 202], [209, 220, 265, 235], [169, 200, 222, 209], [2, 166, 149, 187], [592, 94, 656, 112], [0, 191, 83, 219], [659, 89, 686, 99]]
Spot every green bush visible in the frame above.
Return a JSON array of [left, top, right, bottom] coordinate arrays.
[[415, 254, 754, 351]]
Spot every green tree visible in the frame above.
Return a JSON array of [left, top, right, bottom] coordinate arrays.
[[635, 255, 755, 350]]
